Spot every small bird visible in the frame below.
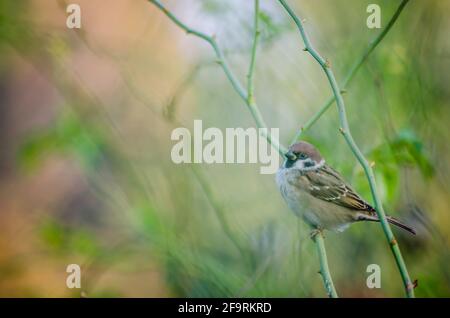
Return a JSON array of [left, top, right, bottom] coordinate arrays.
[[276, 141, 416, 235]]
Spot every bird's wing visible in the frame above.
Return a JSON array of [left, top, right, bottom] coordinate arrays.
[[303, 164, 375, 212]]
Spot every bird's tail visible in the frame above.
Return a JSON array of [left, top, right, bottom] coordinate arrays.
[[363, 214, 416, 235], [385, 216, 416, 235]]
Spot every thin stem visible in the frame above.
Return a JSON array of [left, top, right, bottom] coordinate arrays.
[[291, 0, 409, 144], [244, 0, 287, 156], [278, 0, 414, 297], [247, 0, 260, 106], [312, 232, 338, 298], [149, 0, 288, 157]]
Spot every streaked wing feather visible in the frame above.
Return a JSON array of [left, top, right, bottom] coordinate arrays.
[[304, 164, 375, 212]]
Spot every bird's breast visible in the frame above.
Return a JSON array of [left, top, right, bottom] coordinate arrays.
[[276, 168, 311, 217], [276, 167, 355, 231]]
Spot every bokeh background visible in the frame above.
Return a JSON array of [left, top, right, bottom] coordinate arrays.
[[0, 0, 449, 297]]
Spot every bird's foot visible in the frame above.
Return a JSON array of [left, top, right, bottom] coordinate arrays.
[[310, 228, 323, 240]]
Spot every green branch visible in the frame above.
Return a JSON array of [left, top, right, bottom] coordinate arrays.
[[291, 0, 410, 144], [278, 0, 415, 298], [313, 232, 338, 298], [149, 0, 288, 156], [247, 0, 260, 106]]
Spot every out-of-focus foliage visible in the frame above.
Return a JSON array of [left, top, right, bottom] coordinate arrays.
[[17, 111, 107, 172], [39, 218, 99, 257]]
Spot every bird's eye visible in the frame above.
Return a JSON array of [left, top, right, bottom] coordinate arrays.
[[299, 153, 307, 159]]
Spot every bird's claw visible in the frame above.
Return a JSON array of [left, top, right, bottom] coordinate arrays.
[[310, 228, 323, 240]]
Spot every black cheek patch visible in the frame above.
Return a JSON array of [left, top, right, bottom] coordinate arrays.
[[285, 159, 295, 168], [304, 160, 315, 168]]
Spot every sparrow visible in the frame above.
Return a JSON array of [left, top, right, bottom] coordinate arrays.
[[276, 141, 416, 235]]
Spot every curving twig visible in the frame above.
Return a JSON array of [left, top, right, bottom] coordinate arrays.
[[247, 0, 260, 106], [291, 0, 410, 144], [149, 0, 288, 156], [278, 0, 414, 298]]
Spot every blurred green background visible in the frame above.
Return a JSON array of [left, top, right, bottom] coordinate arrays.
[[0, 0, 449, 297]]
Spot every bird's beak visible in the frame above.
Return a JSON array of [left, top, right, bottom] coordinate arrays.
[[285, 151, 296, 161]]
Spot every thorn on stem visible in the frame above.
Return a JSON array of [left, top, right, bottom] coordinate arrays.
[[303, 47, 308, 52], [406, 281, 416, 292], [339, 127, 345, 135], [301, 18, 306, 23], [325, 59, 331, 68], [390, 238, 398, 247], [370, 161, 376, 168], [340, 89, 347, 95], [413, 279, 418, 289]]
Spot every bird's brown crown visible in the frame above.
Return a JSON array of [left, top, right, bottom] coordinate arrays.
[[289, 141, 323, 162]]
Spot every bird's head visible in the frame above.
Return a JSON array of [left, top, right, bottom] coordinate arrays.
[[284, 141, 325, 171]]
